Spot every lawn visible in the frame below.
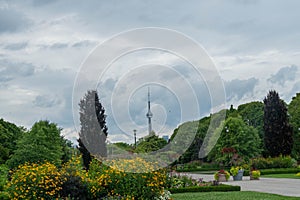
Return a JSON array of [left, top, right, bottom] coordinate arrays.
[[262, 174, 300, 179], [171, 191, 300, 200]]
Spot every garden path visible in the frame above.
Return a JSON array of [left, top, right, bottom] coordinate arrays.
[[187, 173, 300, 197]]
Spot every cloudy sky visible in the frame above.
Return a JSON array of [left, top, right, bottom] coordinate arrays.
[[1, 0, 300, 144]]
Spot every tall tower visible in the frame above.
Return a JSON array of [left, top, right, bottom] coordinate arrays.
[[146, 87, 153, 135]]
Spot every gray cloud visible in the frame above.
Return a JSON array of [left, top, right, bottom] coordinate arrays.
[[4, 42, 28, 51], [72, 40, 96, 48], [0, 7, 31, 33], [33, 95, 62, 108], [268, 65, 298, 85], [0, 60, 35, 82], [225, 78, 258, 101]]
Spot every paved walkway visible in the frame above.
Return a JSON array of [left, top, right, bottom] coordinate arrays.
[[187, 173, 300, 197]]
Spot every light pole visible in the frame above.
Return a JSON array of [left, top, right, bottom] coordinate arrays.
[[133, 129, 137, 149]]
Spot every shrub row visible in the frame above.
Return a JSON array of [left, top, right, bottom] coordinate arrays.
[[251, 156, 297, 169], [169, 185, 241, 194], [259, 168, 300, 175]]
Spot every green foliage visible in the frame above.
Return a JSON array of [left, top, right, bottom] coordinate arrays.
[[230, 166, 243, 176], [251, 170, 261, 179], [251, 155, 297, 169], [171, 191, 299, 200], [135, 134, 167, 153], [178, 117, 211, 163], [60, 137, 74, 164], [288, 93, 300, 160], [0, 119, 24, 164], [208, 116, 262, 166], [259, 168, 300, 175], [60, 156, 89, 199], [87, 158, 167, 199], [6, 120, 64, 169], [214, 170, 230, 181], [169, 185, 241, 194], [0, 165, 8, 192], [264, 90, 293, 157], [238, 101, 264, 138]]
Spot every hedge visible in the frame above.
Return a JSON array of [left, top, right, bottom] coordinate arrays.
[[169, 185, 241, 194], [259, 168, 300, 175]]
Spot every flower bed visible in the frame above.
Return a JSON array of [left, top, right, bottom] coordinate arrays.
[[4, 156, 169, 200]]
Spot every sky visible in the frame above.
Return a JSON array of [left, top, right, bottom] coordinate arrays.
[[1, 0, 300, 144]]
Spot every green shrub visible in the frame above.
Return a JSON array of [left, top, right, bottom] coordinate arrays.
[[60, 157, 89, 199], [251, 155, 297, 169], [0, 165, 8, 191], [259, 168, 300, 175], [87, 158, 167, 199], [169, 185, 241, 193]]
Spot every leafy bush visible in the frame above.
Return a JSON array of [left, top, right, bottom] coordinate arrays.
[[6, 162, 64, 199], [251, 155, 297, 169], [0, 165, 8, 191], [230, 166, 243, 176], [87, 158, 167, 199], [251, 170, 261, 179], [60, 157, 89, 199], [214, 170, 230, 181]]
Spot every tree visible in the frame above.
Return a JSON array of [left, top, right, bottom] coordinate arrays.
[[0, 119, 23, 164], [135, 134, 167, 153], [77, 138, 92, 170], [288, 93, 300, 160], [208, 116, 262, 166], [238, 101, 265, 150], [175, 116, 210, 163], [263, 90, 293, 157], [78, 90, 108, 169], [7, 120, 64, 169]]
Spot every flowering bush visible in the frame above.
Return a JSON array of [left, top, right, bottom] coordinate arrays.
[[6, 162, 64, 199], [4, 157, 170, 199], [251, 170, 261, 179], [87, 157, 168, 199], [214, 170, 230, 181]]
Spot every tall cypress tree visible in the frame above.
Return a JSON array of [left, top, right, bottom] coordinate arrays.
[[263, 90, 293, 157], [78, 90, 108, 169], [77, 138, 92, 170]]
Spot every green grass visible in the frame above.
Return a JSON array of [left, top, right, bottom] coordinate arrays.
[[171, 191, 300, 200], [262, 173, 300, 179]]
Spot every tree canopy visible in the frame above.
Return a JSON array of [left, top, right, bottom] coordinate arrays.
[[7, 120, 64, 169], [264, 90, 293, 157], [208, 116, 262, 166], [288, 93, 300, 160], [0, 118, 24, 164]]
